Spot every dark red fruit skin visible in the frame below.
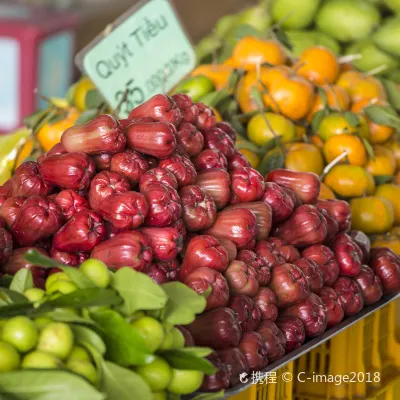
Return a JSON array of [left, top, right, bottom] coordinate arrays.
[[204, 208, 258, 250], [195, 168, 231, 209], [50, 248, 80, 266], [171, 218, 186, 240], [172, 94, 199, 124], [0, 181, 11, 208], [256, 320, 286, 362], [125, 122, 177, 158], [229, 294, 261, 332], [316, 199, 351, 232], [91, 231, 152, 271], [39, 152, 96, 190], [187, 307, 242, 349], [319, 209, 339, 245], [0, 196, 25, 229], [200, 352, 230, 392], [266, 169, 320, 205], [52, 210, 106, 253], [370, 248, 400, 295], [216, 121, 237, 142], [203, 127, 235, 159], [110, 150, 149, 186], [228, 151, 251, 170], [139, 167, 178, 192], [180, 185, 217, 232], [353, 265, 383, 305], [276, 316, 306, 353], [140, 227, 183, 261], [10, 162, 52, 197], [146, 259, 179, 284], [218, 238, 237, 262], [293, 258, 324, 294], [128, 94, 182, 126], [319, 287, 344, 328], [224, 260, 259, 297], [239, 331, 269, 371], [331, 235, 362, 277], [54, 190, 89, 220], [282, 293, 328, 337], [61, 114, 126, 155], [226, 202, 272, 241], [262, 182, 295, 224], [179, 235, 229, 279], [332, 277, 364, 317], [91, 153, 112, 171], [88, 171, 131, 211], [350, 230, 371, 264], [176, 122, 204, 157], [254, 240, 286, 269], [177, 325, 195, 347], [269, 263, 310, 308], [272, 205, 327, 247], [237, 250, 271, 286], [230, 167, 265, 204], [38, 143, 67, 163], [158, 153, 197, 188], [12, 196, 63, 247], [267, 238, 301, 263], [98, 191, 148, 230], [281, 186, 303, 208], [142, 183, 181, 228], [2, 247, 48, 288], [192, 149, 228, 171], [301, 244, 339, 286], [184, 267, 230, 311], [196, 102, 217, 131], [254, 287, 279, 321], [217, 348, 249, 387], [0, 227, 13, 266]]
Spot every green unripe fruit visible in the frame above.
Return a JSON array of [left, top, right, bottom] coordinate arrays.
[[37, 322, 74, 359], [131, 317, 164, 353], [79, 259, 110, 288], [47, 280, 78, 295], [271, 0, 320, 30], [152, 392, 167, 400], [22, 351, 61, 369], [137, 357, 172, 392], [0, 341, 20, 372], [159, 329, 174, 351], [68, 345, 91, 362], [172, 76, 215, 103], [45, 272, 70, 291], [167, 369, 204, 395], [34, 317, 52, 331], [374, 16, 400, 58], [67, 360, 97, 384], [24, 288, 46, 303], [2, 316, 38, 353], [171, 327, 185, 349]]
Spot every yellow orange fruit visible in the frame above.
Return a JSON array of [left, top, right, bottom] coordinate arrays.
[[323, 134, 367, 166]]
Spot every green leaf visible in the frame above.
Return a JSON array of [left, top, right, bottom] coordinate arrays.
[[0, 303, 34, 318], [0, 274, 13, 288], [272, 26, 293, 50], [192, 391, 225, 400], [9, 269, 33, 294], [380, 78, 400, 111], [360, 137, 375, 159], [75, 109, 98, 126], [72, 325, 106, 356], [45, 288, 122, 309], [227, 69, 242, 93], [250, 87, 264, 110], [101, 361, 152, 400], [235, 140, 260, 153], [374, 175, 394, 185], [47, 112, 68, 125], [85, 89, 104, 109], [66, 82, 78, 106], [91, 309, 154, 366], [24, 249, 65, 268], [344, 111, 360, 128], [258, 149, 285, 176], [60, 267, 96, 289], [0, 288, 29, 304], [317, 87, 328, 108], [231, 24, 264, 41], [161, 349, 217, 375], [161, 282, 206, 325], [0, 370, 105, 400], [179, 347, 213, 358], [311, 109, 327, 133], [43, 309, 94, 325], [23, 109, 48, 130], [258, 137, 282, 156], [112, 268, 167, 316], [199, 89, 230, 108], [364, 105, 400, 129]]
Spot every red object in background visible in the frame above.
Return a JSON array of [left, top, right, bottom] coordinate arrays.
[[0, 4, 77, 133]]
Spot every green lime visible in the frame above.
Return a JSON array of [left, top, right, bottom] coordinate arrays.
[[2, 316, 38, 353], [66, 360, 97, 384], [0, 341, 20, 372], [131, 317, 164, 353], [22, 350, 61, 369], [79, 259, 110, 288], [37, 322, 74, 359], [167, 369, 204, 395], [136, 357, 172, 392]]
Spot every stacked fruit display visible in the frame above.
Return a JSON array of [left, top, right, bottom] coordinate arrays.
[[0, 93, 399, 396]]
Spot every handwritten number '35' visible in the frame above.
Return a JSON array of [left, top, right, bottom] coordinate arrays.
[[115, 79, 145, 115]]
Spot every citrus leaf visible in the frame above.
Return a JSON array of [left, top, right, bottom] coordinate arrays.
[[91, 309, 154, 366], [258, 137, 282, 156], [85, 89, 104, 109], [24, 249, 65, 268], [161, 349, 217, 374], [258, 150, 285, 176], [112, 267, 167, 316], [9, 269, 33, 294], [235, 141, 260, 153], [231, 24, 264, 41], [199, 89, 230, 108], [364, 105, 400, 129], [272, 26, 293, 51], [344, 111, 360, 128], [360, 137, 375, 159], [0, 302, 35, 318], [0, 288, 29, 304], [380, 78, 400, 111], [179, 347, 214, 358], [0, 274, 13, 288], [59, 267, 96, 289], [250, 87, 264, 110], [317, 87, 328, 108], [75, 109, 98, 126], [311, 109, 327, 133], [66, 82, 78, 106], [43, 309, 94, 326], [227, 69, 242, 93], [23, 110, 49, 130], [72, 325, 106, 356], [47, 111, 68, 125], [374, 175, 394, 185]]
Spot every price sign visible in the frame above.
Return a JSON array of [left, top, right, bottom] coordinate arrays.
[[75, 0, 196, 117]]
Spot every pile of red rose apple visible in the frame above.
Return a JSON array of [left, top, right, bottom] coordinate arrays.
[[0, 93, 399, 392]]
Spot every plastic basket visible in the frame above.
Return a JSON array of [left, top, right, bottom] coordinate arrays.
[[294, 301, 400, 400]]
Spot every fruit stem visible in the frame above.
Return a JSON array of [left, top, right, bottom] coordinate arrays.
[[320, 151, 348, 180], [338, 54, 362, 64], [366, 64, 388, 77]]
